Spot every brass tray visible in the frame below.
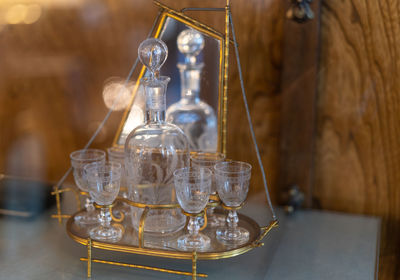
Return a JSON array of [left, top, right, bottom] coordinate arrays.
[[50, 185, 278, 279], [52, 187, 277, 278], [66, 207, 274, 261]]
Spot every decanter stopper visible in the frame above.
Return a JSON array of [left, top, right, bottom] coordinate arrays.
[[177, 29, 204, 65], [138, 38, 168, 79]]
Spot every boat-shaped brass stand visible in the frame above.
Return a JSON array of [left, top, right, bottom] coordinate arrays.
[[51, 1, 278, 279], [52, 188, 277, 279]]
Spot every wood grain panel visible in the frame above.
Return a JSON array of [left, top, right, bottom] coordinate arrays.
[[279, 0, 321, 207], [226, 0, 284, 200], [315, 1, 400, 278]]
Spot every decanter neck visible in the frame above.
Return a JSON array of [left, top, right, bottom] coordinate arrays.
[[146, 110, 165, 123], [178, 63, 204, 104], [143, 76, 170, 124]]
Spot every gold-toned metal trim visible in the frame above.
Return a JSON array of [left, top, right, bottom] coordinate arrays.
[[181, 209, 208, 231], [91, 202, 125, 222], [192, 251, 198, 280], [87, 238, 92, 278], [93, 202, 116, 209], [222, 0, 230, 154], [209, 194, 220, 202], [138, 207, 149, 248], [51, 187, 82, 206], [255, 220, 278, 246], [51, 214, 71, 220], [110, 208, 125, 223], [79, 257, 208, 278], [54, 185, 62, 224], [153, 1, 224, 39], [200, 210, 208, 232], [182, 210, 205, 218]]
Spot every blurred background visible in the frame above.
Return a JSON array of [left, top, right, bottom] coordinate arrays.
[[0, 0, 398, 278]]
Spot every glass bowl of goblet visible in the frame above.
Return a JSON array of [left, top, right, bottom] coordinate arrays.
[[84, 162, 122, 243], [190, 152, 226, 227], [174, 167, 212, 251], [214, 161, 252, 245], [70, 149, 106, 225]]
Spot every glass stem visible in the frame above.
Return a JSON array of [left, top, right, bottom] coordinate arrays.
[[227, 210, 239, 232], [85, 197, 94, 212], [99, 208, 111, 228], [188, 216, 200, 238]]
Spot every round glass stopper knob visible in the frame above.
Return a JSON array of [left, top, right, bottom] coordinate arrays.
[[177, 29, 204, 58], [138, 38, 168, 77]]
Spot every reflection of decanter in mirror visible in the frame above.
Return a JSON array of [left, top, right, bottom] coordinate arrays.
[[125, 38, 189, 235], [166, 29, 218, 152]]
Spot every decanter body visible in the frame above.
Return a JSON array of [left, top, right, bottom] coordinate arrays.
[[125, 39, 189, 235], [166, 29, 217, 152]]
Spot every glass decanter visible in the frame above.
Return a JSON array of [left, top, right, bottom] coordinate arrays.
[[166, 29, 218, 152], [125, 38, 189, 235]]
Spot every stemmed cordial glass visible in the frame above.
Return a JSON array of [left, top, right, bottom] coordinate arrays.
[[84, 162, 123, 242], [174, 167, 212, 251], [215, 161, 252, 245], [70, 149, 106, 225], [190, 152, 226, 227]]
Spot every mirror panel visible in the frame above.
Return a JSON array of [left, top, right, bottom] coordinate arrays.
[[115, 12, 224, 153]]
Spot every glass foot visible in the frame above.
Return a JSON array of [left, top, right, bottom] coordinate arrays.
[[89, 225, 122, 243], [132, 210, 186, 235], [207, 214, 225, 227], [177, 233, 210, 251], [74, 211, 98, 225], [216, 227, 249, 245]]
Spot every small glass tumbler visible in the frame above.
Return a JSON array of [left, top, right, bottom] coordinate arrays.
[[107, 146, 130, 215], [70, 149, 106, 225], [214, 161, 252, 245], [190, 152, 226, 227], [85, 162, 122, 242], [174, 167, 212, 251], [107, 146, 127, 194]]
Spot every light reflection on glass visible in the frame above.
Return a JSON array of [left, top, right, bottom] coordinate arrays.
[[120, 105, 144, 139], [23, 4, 41, 24], [4, 4, 42, 25], [103, 78, 133, 111]]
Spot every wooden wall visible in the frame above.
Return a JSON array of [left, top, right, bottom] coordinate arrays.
[[314, 1, 400, 279], [0, 0, 154, 183]]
